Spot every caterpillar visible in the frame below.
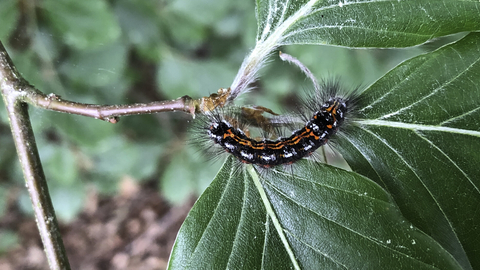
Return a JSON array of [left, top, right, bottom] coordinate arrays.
[[194, 80, 360, 169]]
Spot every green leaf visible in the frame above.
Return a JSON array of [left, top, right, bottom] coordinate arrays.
[[168, 0, 231, 27], [161, 12, 208, 50], [38, 111, 116, 148], [114, 0, 163, 46], [42, 0, 121, 50], [90, 135, 162, 181], [60, 42, 128, 88], [168, 157, 462, 269], [0, 230, 19, 254], [160, 151, 196, 205], [169, 17, 480, 270], [0, 187, 8, 218], [256, 0, 480, 47], [0, 130, 16, 170], [337, 32, 480, 269], [50, 185, 86, 223], [0, 0, 19, 42], [39, 143, 79, 186], [160, 145, 220, 205], [8, 50, 47, 92], [158, 52, 237, 98], [231, 0, 480, 102]]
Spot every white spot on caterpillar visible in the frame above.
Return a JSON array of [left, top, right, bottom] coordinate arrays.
[[240, 150, 253, 160], [261, 155, 276, 161], [224, 142, 235, 150]]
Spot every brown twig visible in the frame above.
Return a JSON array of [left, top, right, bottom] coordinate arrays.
[[23, 92, 196, 123]]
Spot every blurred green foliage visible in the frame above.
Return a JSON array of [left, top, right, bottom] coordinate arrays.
[[0, 0, 449, 226], [0, 229, 19, 254]]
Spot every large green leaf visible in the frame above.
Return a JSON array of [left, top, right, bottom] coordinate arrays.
[[167, 1, 480, 268], [230, 0, 480, 101], [42, 0, 121, 50], [168, 24, 480, 270], [337, 32, 480, 270], [256, 0, 480, 47], [168, 157, 462, 269]]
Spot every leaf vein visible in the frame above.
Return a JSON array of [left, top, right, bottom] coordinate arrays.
[[358, 126, 462, 255], [284, 230, 348, 269], [226, 167, 251, 269], [440, 106, 480, 127], [270, 166, 391, 205], [264, 179, 441, 269], [378, 47, 480, 120], [337, 132, 388, 188], [415, 131, 480, 196], [186, 161, 239, 267]]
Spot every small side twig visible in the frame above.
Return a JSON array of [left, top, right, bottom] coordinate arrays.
[[24, 92, 196, 123], [17, 79, 234, 122]]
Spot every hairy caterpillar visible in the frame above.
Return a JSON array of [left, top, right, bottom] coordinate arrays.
[[193, 80, 360, 169]]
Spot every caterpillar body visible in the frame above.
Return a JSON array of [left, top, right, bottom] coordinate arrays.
[[194, 80, 359, 169], [207, 97, 347, 168]]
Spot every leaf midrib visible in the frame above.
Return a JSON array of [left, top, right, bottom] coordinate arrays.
[[356, 119, 480, 137]]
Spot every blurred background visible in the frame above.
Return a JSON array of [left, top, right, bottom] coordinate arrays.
[[0, 0, 447, 269]]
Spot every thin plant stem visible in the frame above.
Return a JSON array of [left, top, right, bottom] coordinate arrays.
[[0, 41, 71, 270], [23, 92, 196, 123]]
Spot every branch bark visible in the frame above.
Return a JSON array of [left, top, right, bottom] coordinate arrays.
[[23, 92, 196, 123]]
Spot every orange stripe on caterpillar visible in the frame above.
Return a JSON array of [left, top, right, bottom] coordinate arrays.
[[206, 97, 348, 168]]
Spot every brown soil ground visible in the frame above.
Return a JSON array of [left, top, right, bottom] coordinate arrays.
[[0, 179, 195, 270]]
